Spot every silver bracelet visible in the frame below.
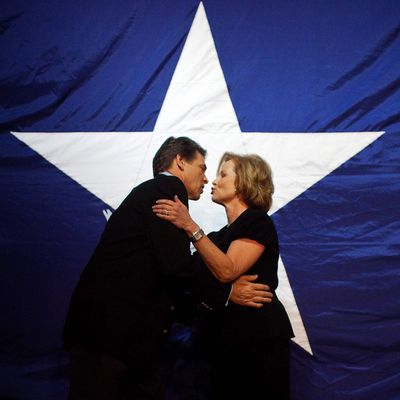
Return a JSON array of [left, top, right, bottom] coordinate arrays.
[[189, 228, 205, 243]]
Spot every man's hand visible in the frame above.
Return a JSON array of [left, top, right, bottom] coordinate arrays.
[[230, 275, 273, 308]]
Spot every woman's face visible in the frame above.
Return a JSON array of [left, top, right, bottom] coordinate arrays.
[[211, 160, 238, 205]]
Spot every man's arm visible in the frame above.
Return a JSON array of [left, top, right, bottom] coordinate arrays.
[[146, 177, 232, 309]]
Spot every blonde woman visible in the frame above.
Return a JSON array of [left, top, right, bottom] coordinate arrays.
[[153, 152, 293, 399]]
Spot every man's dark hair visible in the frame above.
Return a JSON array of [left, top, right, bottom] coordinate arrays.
[[152, 136, 207, 176]]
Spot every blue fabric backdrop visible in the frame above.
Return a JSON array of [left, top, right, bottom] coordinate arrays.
[[1, 1, 400, 399]]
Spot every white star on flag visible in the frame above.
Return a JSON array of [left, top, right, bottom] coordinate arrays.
[[12, 2, 383, 355]]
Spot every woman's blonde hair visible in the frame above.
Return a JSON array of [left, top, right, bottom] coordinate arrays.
[[218, 152, 274, 212]]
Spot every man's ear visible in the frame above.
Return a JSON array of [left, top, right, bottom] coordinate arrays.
[[175, 154, 185, 171]]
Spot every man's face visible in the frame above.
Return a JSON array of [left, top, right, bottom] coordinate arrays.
[[182, 151, 208, 200]]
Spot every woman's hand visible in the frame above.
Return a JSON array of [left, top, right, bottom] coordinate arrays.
[[152, 195, 197, 231]]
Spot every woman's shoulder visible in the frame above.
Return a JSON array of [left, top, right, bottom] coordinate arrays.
[[238, 207, 274, 227], [231, 207, 277, 246]]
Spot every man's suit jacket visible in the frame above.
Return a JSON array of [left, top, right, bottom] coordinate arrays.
[[63, 174, 230, 365]]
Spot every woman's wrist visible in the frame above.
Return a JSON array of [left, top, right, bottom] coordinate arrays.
[[185, 221, 200, 237]]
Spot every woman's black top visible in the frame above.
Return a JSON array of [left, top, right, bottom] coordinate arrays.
[[194, 207, 294, 347]]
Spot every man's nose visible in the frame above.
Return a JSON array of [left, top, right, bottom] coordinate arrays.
[[204, 175, 209, 184]]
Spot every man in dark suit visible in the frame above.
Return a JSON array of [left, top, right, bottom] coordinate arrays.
[[63, 136, 272, 399]]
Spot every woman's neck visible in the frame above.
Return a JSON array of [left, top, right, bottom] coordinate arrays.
[[224, 199, 248, 226]]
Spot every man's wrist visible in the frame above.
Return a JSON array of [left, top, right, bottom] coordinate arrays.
[[226, 284, 233, 306]]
